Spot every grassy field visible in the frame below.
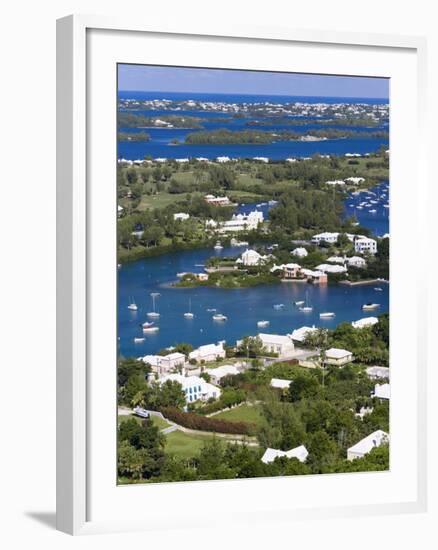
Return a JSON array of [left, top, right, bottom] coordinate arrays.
[[136, 192, 190, 211], [150, 415, 172, 430], [164, 430, 217, 458], [213, 404, 264, 426]]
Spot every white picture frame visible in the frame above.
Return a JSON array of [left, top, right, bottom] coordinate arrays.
[[56, 14, 428, 535]]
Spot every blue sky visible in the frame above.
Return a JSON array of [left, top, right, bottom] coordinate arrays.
[[118, 64, 389, 99]]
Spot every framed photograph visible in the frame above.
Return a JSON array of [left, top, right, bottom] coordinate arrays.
[[57, 15, 427, 535]]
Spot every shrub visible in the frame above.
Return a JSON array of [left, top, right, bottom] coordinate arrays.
[[160, 407, 256, 435]]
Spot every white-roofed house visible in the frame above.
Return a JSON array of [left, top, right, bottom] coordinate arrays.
[[354, 236, 377, 254], [372, 383, 390, 400], [258, 333, 295, 358], [142, 352, 186, 376], [366, 366, 390, 380], [261, 445, 309, 464], [270, 378, 292, 390], [188, 342, 226, 363], [345, 176, 365, 185], [239, 249, 268, 266], [206, 364, 240, 385], [347, 430, 389, 460], [290, 325, 318, 343], [315, 263, 348, 274], [270, 262, 303, 280], [291, 247, 308, 258], [326, 256, 346, 264], [311, 232, 340, 244], [173, 212, 190, 221], [347, 256, 367, 268], [352, 317, 379, 329], [160, 373, 221, 403], [325, 348, 354, 366]]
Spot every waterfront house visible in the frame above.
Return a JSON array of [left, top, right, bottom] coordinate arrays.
[[218, 211, 264, 233], [270, 378, 292, 390], [238, 249, 269, 266], [290, 325, 318, 343], [327, 255, 346, 264], [206, 364, 239, 384], [354, 236, 377, 254], [189, 342, 226, 363], [315, 263, 348, 274], [347, 430, 389, 461], [372, 383, 390, 400], [325, 348, 353, 366], [173, 212, 190, 221], [258, 333, 295, 357], [300, 269, 328, 284], [159, 373, 221, 403], [347, 256, 367, 268], [352, 317, 379, 329], [366, 366, 390, 380], [291, 247, 308, 258], [261, 445, 309, 464], [271, 262, 303, 280]]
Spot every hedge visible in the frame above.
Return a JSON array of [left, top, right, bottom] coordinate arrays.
[[160, 407, 256, 436]]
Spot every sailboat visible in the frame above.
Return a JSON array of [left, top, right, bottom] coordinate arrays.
[[299, 291, 313, 312], [147, 292, 161, 318], [127, 297, 138, 311], [184, 299, 194, 319]]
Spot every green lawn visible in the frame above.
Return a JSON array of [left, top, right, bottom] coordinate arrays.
[[213, 404, 264, 426], [150, 415, 171, 430], [137, 192, 190, 211], [164, 430, 217, 458]]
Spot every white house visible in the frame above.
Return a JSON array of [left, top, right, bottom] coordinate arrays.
[[173, 212, 190, 221], [261, 445, 309, 464], [258, 333, 295, 357], [347, 256, 367, 268], [372, 383, 390, 400], [347, 430, 389, 461], [189, 342, 226, 363], [290, 325, 318, 343], [206, 364, 239, 384], [159, 373, 221, 403], [352, 317, 379, 329], [204, 194, 232, 207], [270, 378, 292, 390], [142, 352, 186, 375], [325, 348, 354, 366], [354, 236, 377, 254], [327, 255, 346, 264], [311, 232, 340, 244], [315, 263, 348, 274], [218, 211, 264, 233], [366, 366, 390, 380], [238, 249, 269, 266], [291, 247, 308, 258]]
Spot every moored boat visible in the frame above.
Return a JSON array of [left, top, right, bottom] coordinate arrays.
[[320, 312, 335, 318], [362, 303, 380, 310], [257, 320, 270, 327], [212, 313, 227, 321]]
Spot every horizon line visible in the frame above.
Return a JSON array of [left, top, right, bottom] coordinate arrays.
[[118, 89, 389, 101]]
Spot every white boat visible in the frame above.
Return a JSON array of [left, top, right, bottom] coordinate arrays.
[[362, 303, 380, 310], [273, 303, 285, 310], [142, 321, 154, 328], [142, 324, 159, 333], [299, 291, 313, 312], [147, 292, 161, 318], [184, 299, 195, 319], [127, 303, 138, 311], [134, 337, 145, 343], [207, 308, 217, 312], [369, 209, 377, 213], [374, 287, 383, 291], [383, 204, 389, 208], [294, 300, 305, 306], [320, 312, 335, 318], [212, 313, 227, 321], [214, 242, 223, 250], [257, 320, 270, 327]]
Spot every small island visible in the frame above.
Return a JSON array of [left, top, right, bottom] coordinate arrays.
[[118, 131, 151, 142]]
